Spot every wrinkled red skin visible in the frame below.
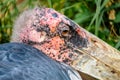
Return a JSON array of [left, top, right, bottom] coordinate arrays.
[[20, 8, 88, 64]]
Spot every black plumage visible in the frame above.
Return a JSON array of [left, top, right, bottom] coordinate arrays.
[[0, 43, 81, 80]]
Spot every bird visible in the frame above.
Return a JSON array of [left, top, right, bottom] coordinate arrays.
[[9, 7, 120, 80], [0, 42, 82, 80], [9, 7, 97, 80]]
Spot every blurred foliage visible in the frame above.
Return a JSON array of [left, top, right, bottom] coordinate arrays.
[[0, 0, 120, 50]]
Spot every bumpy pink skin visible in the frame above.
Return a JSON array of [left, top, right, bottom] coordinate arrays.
[[34, 8, 87, 37], [19, 8, 88, 64]]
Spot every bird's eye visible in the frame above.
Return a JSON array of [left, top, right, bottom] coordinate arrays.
[[62, 30, 69, 37], [58, 22, 70, 37]]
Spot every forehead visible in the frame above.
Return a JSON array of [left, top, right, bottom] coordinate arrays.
[[33, 7, 87, 39], [34, 8, 72, 32]]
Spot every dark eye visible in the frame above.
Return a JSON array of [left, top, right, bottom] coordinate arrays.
[[62, 30, 69, 37], [58, 22, 70, 37]]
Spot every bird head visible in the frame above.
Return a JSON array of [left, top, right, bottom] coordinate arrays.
[[11, 7, 89, 65]]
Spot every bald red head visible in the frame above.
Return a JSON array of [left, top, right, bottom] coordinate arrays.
[[11, 7, 88, 64]]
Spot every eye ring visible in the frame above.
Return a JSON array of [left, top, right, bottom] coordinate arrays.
[[58, 22, 70, 37]]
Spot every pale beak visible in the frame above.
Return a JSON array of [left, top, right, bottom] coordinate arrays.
[[63, 17, 120, 80]]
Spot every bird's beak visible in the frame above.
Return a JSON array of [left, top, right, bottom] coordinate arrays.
[[61, 16, 120, 80]]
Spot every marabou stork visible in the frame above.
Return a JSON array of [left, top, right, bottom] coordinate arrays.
[[0, 7, 96, 80], [9, 7, 120, 80]]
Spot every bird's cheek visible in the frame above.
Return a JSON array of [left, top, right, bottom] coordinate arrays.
[[35, 36, 65, 60]]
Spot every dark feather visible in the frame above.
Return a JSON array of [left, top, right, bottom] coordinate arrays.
[[0, 43, 81, 80]]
